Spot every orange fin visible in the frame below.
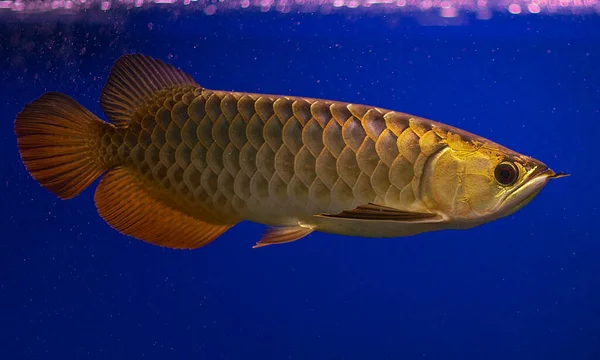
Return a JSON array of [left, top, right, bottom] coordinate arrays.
[[252, 226, 314, 248], [15, 92, 110, 200], [320, 203, 437, 222], [100, 53, 199, 127], [94, 167, 233, 249]]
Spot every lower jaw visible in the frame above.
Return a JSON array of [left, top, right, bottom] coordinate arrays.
[[503, 184, 545, 216], [517, 187, 542, 208]]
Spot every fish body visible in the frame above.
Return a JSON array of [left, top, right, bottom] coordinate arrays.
[[15, 54, 566, 249]]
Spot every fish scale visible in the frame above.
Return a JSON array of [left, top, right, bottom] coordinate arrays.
[[103, 86, 442, 227], [15, 54, 562, 249]]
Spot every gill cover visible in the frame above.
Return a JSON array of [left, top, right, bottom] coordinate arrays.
[[420, 135, 551, 221]]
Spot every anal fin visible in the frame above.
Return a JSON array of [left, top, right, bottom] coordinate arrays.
[[94, 167, 233, 249], [252, 226, 314, 248]]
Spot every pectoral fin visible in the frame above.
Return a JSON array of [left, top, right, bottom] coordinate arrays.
[[320, 203, 437, 222], [252, 226, 314, 248]]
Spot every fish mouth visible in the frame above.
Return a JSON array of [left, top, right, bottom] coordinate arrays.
[[499, 167, 569, 213], [530, 167, 570, 182], [546, 171, 570, 180]]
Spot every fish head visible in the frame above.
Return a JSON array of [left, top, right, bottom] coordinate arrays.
[[420, 130, 568, 225]]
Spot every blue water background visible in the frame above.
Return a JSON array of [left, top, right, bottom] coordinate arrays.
[[1, 10, 599, 359]]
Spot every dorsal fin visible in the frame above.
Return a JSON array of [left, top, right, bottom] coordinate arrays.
[[100, 54, 199, 127]]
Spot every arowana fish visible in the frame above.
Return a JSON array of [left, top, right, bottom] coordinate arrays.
[[14, 54, 567, 249]]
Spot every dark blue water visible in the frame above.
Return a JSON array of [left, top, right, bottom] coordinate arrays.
[[1, 10, 599, 359]]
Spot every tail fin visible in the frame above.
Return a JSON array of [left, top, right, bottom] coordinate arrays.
[[15, 92, 113, 200]]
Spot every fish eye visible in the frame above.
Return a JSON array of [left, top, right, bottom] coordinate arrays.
[[494, 162, 519, 186]]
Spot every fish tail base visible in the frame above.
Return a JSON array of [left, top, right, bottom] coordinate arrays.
[[15, 92, 113, 200]]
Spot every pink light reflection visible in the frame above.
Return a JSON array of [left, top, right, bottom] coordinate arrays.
[[0, 0, 597, 17], [508, 3, 521, 12]]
